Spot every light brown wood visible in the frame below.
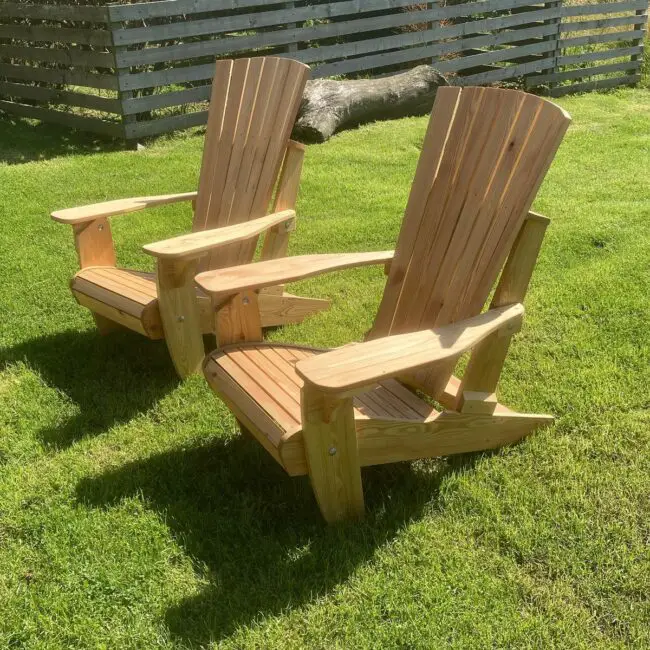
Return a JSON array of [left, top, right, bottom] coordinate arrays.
[[355, 411, 553, 466], [458, 213, 550, 407], [200, 87, 569, 522], [54, 57, 325, 378], [73, 219, 116, 269], [301, 385, 364, 523], [295, 304, 524, 396], [156, 258, 204, 378], [195, 251, 394, 299], [215, 290, 263, 347], [261, 140, 305, 265], [52, 192, 197, 224], [143, 209, 296, 260]]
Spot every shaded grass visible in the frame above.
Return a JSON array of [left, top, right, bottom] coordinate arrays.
[[0, 88, 649, 648]]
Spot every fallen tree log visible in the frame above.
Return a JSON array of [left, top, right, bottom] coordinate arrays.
[[292, 65, 448, 144]]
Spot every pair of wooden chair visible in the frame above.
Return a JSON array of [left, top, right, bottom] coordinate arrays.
[[53, 57, 571, 523]]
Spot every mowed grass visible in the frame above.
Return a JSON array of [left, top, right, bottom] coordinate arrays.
[[1, 88, 649, 649]]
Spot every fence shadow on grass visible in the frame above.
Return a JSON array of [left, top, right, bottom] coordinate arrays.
[[0, 328, 179, 448], [76, 436, 486, 646], [0, 115, 124, 165]]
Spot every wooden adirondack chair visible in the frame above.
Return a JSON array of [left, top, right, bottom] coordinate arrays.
[[195, 86, 571, 523], [51, 57, 329, 378]]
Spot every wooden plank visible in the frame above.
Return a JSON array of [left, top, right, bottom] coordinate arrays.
[[296, 305, 524, 396], [0, 24, 112, 47], [457, 57, 556, 85], [110, 0, 550, 46], [156, 259, 204, 378], [356, 412, 552, 466], [549, 74, 641, 96], [557, 45, 643, 67], [121, 85, 211, 116], [0, 82, 121, 114], [0, 2, 108, 22], [73, 291, 150, 338], [124, 111, 208, 139], [0, 45, 115, 69], [195, 251, 394, 299], [301, 385, 365, 523], [114, 3, 567, 68], [560, 28, 646, 50], [529, 60, 641, 85], [52, 192, 196, 224], [143, 210, 296, 260], [0, 63, 118, 91], [73, 219, 116, 269], [313, 25, 558, 77], [0, 100, 123, 137], [437, 40, 556, 73], [559, 13, 647, 34]]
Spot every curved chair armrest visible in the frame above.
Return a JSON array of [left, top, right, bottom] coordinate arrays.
[[143, 210, 296, 261], [195, 250, 395, 300], [51, 191, 197, 224], [295, 303, 524, 396]]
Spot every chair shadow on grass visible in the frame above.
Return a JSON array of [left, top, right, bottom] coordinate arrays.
[[76, 434, 486, 646], [0, 328, 179, 448], [0, 115, 124, 165]]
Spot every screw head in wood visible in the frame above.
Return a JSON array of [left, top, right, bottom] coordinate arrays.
[[329, 447, 337, 456], [177, 315, 185, 322], [97, 223, 104, 231], [242, 297, 250, 305]]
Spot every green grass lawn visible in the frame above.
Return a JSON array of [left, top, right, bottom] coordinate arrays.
[[1, 88, 649, 649]]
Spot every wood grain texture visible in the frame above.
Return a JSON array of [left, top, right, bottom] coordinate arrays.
[[195, 251, 394, 299], [143, 210, 295, 260], [296, 304, 524, 396], [301, 386, 365, 523], [156, 259, 204, 378]]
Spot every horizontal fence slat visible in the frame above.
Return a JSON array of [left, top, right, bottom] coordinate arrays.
[[559, 13, 647, 33], [108, 0, 306, 22], [456, 57, 556, 85], [116, 1, 563, 68], [561, 0, 647, 17], [560, 28, 645, 49], [549, 73, 641, 96], [0, 100, 123, 137], [527, 60, 641, 84], [122, 85, 211, 115], [0, 24, 113, 47], [118, 63, 215, 91], [0, 2, 108, 22], [124, 110, 208, 139], [0, 45, 114, 69], [0, 64, 118, 91], [437, 40, 556, 73], [111, 0, 550, 46], [0, 81, 122, 113], [557, 45, 643, 66]]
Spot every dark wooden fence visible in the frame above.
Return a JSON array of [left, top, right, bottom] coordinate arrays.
[[0, 0, 646, 139]]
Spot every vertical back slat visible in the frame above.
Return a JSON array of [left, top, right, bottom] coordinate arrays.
[[192, 56, 310, 272]]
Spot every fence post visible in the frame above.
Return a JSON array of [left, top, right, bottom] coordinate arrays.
[[285, 2, 298, 54], [107, 5, 135, 144], [629, 8, 647, 78], [544, 0, 563, 93]]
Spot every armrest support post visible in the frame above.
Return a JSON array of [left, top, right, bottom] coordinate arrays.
[[73, 218, 116, 269], [458, 212, 550, 411]]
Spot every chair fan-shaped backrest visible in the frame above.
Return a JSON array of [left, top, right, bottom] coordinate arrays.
[[373, 86, 570, 337], [370, 86, 570, 397], [192, 57, 310, 271]]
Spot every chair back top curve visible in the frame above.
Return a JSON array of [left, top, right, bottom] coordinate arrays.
[[192, 56, 310, 271], [372, 86, 571, 344]]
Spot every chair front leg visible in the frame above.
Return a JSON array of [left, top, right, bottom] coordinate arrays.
[[301, 385, 364, 523], [156, 258, 204, 378]]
